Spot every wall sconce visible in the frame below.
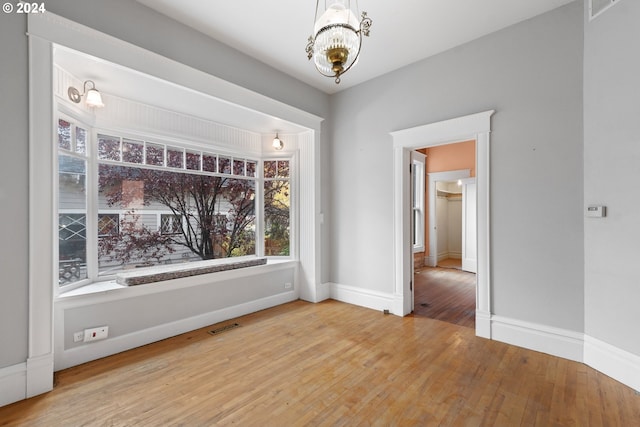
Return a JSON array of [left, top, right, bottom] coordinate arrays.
[[67, 80, 104, 108], [272, 133, 284, 150]]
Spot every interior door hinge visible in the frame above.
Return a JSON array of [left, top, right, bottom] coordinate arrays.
[[410, 280, 413, 291]]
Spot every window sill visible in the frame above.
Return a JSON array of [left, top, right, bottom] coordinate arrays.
[[56, 257, 296, 302]]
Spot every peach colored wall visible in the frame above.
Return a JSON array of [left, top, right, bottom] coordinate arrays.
[[424, 139, 476, 177], [417, 140, 475, 259]]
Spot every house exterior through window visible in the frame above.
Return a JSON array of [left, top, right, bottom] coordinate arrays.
[[57, 115, 292, 290]]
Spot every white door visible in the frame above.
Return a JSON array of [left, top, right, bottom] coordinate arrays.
[[461, 179, 477, 273]]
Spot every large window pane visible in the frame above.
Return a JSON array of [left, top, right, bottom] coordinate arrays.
[[97, 164, 256, 274], [264, 180, 290, 256], [58, 154, 88, 285]]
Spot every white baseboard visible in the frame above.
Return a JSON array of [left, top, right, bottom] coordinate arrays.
[[424, 256, 435, 267], [584, 335, 640, 392], [55, 290, 297, 371], [26, 353, 54, 398], [0, 363, 26, 407], [328, 282, 396, 315], [476, 310, 491, 339], [316, 282, 331, 302], [491, 315, 584, 363], [0, 352, 54, 408]]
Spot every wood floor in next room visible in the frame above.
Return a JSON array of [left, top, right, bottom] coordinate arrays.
[[2, 300, 640, 426], [413, 260, 476, 329]]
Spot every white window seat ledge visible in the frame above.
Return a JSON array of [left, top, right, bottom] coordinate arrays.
[[57, 258, 296, 301]]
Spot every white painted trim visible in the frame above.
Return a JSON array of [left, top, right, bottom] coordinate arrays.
[[316, 282, 332, 302], [475, 311, 491, 338], [26, 353, 54, 398], [0, 363, 27, 407], [390, 110, 494, 329], [329, 283, 395, 315], [588, 0, 621, 21], [55, 290, 297, 371], [584, 336, 640, 392], [491, 315, 584, 363], [28, 23, 55, 399]]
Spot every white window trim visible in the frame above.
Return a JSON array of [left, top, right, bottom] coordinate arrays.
[[58, 117, 295, 293]]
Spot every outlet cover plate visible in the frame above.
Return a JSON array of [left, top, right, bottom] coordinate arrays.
[[84, 326, 109, 342]]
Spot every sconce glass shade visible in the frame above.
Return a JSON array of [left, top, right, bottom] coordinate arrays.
[[272, 134, 284, 150], [67, 80, 105, 108], [306, 0, 372, 84], [85, 88, 104, 108]]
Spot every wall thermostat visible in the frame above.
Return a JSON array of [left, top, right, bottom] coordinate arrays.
[[586, 205, 606, 218]]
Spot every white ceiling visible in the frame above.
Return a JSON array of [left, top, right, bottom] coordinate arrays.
[[136, 0, 575, 94]]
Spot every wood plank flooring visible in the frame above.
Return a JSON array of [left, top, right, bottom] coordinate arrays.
[[413, 266, 476, 328], [1, 300, 639, 426]]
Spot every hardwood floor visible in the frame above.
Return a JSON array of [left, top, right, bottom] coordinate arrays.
[[413, 265, 476, 328], [1, 300, 639, 426]]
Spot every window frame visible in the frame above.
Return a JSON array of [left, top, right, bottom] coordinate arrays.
[[411, 152, 426, 253], [56, 115, 292, 293], [263, 159, 292, 257]]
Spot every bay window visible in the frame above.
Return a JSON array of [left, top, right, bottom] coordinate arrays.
[[57, 116, 292, 290]]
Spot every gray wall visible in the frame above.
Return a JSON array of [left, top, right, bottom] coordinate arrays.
[[0, 12, 29, 369], [584, 0, 640, 355], [328, 1, 585, 331]]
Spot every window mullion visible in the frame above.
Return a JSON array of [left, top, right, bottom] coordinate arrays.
[[255, 160, 265, 257], [85, 128, 99, 280]]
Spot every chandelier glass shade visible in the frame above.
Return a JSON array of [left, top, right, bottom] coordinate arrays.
[[306, 0, 372, 84]]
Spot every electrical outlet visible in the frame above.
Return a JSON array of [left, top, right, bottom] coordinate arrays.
[[73, 331, 84, 343], [84, 326, 109, 342], [284, 282, 292, 289]]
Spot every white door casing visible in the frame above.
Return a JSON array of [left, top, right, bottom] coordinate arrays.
[[390, 110, 494, 338], [461, 178, 477, 273]]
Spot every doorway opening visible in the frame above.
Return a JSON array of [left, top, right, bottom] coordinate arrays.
[[412, 141, 477, 328], [390, 110, 494, 338]]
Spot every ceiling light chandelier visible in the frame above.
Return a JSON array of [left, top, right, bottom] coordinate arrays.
[[305, 0, 372, 84]]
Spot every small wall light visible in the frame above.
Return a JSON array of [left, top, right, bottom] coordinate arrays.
[[272, 133, 284, 150], [68, 80, 104, 108]]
